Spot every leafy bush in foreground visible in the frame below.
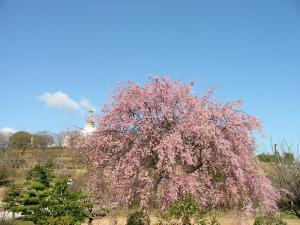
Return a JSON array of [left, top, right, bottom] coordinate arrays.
[[195, 217, 220, 225], [157, 194, 219, 225], [127, 211, 150, 225], [163, 194, 198, 225]]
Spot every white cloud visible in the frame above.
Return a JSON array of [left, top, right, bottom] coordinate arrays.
[[38, 91, 96, 114], [0, 127, 16, 133], [39, 91, 80, 114], [80, 98, 96, 112]]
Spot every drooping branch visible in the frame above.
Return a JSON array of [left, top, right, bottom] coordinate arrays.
[[77, 77, 277, 214]]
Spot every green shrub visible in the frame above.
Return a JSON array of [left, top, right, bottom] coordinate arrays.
[[253, 215, 287, 225], [127, 211, 150, 225], [195, 217, 220, 225], [3, 163, 91, 225], [3, 184, 21, 212], [26, 161, 54, 186], [156, 194, 219, 225], [161, 194, 199, 225], [30, 182, 46, 190], [38, 215, 78, 225]]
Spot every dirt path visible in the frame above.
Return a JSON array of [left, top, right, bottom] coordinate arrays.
[[83, 216, 300, 225]]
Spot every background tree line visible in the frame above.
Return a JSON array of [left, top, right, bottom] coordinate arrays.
[[0, 130, 71, 150]]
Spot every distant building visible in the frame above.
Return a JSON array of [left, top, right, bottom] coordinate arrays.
[[62, 110, 96, 148], [81, 110, 96, 135], [62, 134, 70, 148]]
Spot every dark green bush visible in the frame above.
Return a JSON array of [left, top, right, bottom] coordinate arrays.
[[3, 163, 91, 225], [127, 211, 150, 225], [253, 215, 287, 225], [26, 161, 54, 186]]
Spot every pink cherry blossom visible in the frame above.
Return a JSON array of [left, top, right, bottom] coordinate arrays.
[[75, 77, 278, 216]]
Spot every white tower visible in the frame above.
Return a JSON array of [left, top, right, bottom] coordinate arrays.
[[82, 110, 96, 135]]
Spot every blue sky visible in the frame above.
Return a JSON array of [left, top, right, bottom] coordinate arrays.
[[0, 0, 300, 151]]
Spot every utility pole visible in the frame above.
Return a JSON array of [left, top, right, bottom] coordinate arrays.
[[274, 143, 280, 161]]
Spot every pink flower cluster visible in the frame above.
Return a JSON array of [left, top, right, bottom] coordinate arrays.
[[76, 77, 278, 215]]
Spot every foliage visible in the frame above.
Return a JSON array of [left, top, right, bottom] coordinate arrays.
[[195, 217, 220, 225], [9, 131, 32, 149], [7, 130, 54, 149], [3, 185, 21, 213], [127, 211, 150, 225], [282, 152, 294, 163], [253, 215, 287, 225], [36, 177, 90, 223], [76, 77, 278, 215], [269, 154, 300, 218], [32, 133, 54, 149], [257, 153, 279, 163], [26, 161, 54, 186], [257, 152, 294, 163], [161, 194, 198, 225], [157, 194, 219, 225], [38, 215, 78, 225], [3, 163, 91, 224], [4, 162, 56, 220], [3, 163, 53, 221]]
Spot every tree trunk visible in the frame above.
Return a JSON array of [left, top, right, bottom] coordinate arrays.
[[88, 217, 93, 225], [12, 212, 15, 225], [182, 215, 191, 225], [292, 206, 300, 219]]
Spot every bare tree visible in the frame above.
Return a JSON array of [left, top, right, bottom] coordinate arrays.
[[269, 142, 300, 218], [0, 132, 11, 151], [35, 131, 55, 148], [54, 131, 68, 147]]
